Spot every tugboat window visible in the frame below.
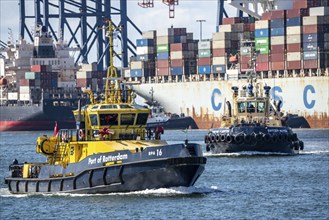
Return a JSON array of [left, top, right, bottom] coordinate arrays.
[[120, 113, 136, 125], [238, 102, 246, 113], [100, 105, 117, 109], [257, 102, 265, 113], [89, 114, 98, 126], [247, 102, 256, 113], [136, 113, 149, 125], [100, 114, 118, 126]]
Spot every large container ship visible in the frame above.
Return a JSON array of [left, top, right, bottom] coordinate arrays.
[[1, 0, 328, 131], [124, 0, 329, 129]]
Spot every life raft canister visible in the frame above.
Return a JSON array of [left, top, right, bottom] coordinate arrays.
[[78, 129, 84, 140]]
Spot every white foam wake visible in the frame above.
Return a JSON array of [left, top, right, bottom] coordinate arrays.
[[0, 186, 220, 198]]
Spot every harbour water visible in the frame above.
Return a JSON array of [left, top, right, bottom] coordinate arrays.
[[0, 129, 328, 219]]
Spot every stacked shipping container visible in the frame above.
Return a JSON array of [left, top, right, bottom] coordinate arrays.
[[255, 20, 270, 71]]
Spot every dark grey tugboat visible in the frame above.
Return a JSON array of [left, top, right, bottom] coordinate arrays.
[[4, 21, 206, 194], [204, 77, 304, 154]]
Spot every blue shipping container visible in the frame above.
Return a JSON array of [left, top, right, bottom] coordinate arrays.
[[255, 29, 269, 38], [136, 39, 154, 47], [136, 54, 155, 61], [171, 67, 183, 75], [157, 52, 169, 60], [303, 34, 324, 43], [286, 17, 302, 27], [303, 51, 318, 60], [271, 19, 285, 28], [212, 65, 226, 74], [198, 65, 211, 74], [271, 28, 285, 36], [130, 69, 143, 77], [303, 42, 323, 51]]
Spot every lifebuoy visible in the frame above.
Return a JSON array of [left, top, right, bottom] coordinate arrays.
[[78, 129, 85, 140]]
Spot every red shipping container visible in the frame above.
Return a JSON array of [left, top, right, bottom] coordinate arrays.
[[240, 63, 252, 70], [170, 43, 187, 51], [287, 61, 302, 70], [31, 65, 47, 72], [261, 11, 271, 20], [198, 57, 212, 66], [256, 62, 269, 71], [271, 45, 285, 54], [303, 25, 324, 34], [293, 0, 324, 9], [20, 79, 35, 86], [287, 43, 302, 52], [76, 78, 92, 88], [271, 53, 285, 62], [286, 8, 309, 18], [223, 17, 241, 25], [271, 10, 286, 19], [303, 60, 318, 69], [213, 48, 228, 57], [256, 54, 269, 63], [157, 67, 169, 76], [171, 59, 184, 67], [271, 62, 285, 70], [240, 55, 251, 63], [157, 60, 170, 68]]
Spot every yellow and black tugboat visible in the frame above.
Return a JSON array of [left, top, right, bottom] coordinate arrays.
[[4, 21, 206, 194], [205, 77, 304, 154]]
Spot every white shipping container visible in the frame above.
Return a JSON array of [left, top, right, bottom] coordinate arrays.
[[130, 61, 143, 69], [76, 71, 92, 79], [286, 26, 301, 35], [303, 16, 325, 25], [198, 41, 211, 50], [136, 46, 155, 55], [287, 52, 301, 61], [170, 51, 182, 59], [20, 86, 30, 94], [157, 36, 173, 44], [212, 40, 231, 49], [123, 69, 131, 78], [142, 30, 156, 39], [310, 7, 329, 16], [218, 24, 233, 32], [80, 63, 97, 71], [212, 32, 231, 41], [19, 93, 31, 101], [212, 57, 226, 65], [58, 81, 76, 88], [7, 92, 18, 100], [255, 20, 270, 29], [271, 36, 285, 45], [286, 35, 301, 44]]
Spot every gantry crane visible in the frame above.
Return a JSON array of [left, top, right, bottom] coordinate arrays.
[[138, 0, 179, 18]]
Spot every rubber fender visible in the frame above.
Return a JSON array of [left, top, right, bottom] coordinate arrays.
[[220, 134, 226, 142], [204, 135, 209, 144], [271, 134, 278, 143], [256, 133, 263, 142], [216, 133, 221, 143], [263, 134, 271, 143], [244, 134, 251, 144], [226, 135, 233, 143], [292, 133, 298, 141], [234, 135, 244, 145], [206, 145, 210, 152], [281, 133, 288, 142], [299, 141, 304, 150], [294, 141, 300, 150], [210, 134, 216, 143]]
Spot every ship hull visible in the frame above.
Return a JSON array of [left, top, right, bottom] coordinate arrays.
[[5, 157, 206, 194], [205, 126, 303, 154], [133, 76, 329, 128]]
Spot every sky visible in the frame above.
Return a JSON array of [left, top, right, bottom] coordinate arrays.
[[0, 0, 238, 63]]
